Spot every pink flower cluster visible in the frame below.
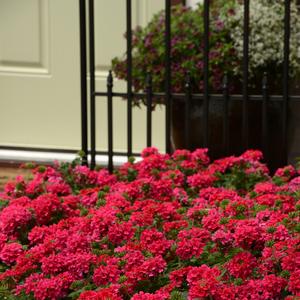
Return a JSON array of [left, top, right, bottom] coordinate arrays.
[[0, 147, 299, 299]]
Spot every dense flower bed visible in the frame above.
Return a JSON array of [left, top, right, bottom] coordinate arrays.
[[0, 148, 299, 300]]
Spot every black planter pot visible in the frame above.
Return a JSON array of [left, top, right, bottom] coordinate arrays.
[[171, 97, 286, 172]]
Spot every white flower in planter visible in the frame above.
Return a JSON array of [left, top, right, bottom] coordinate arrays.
[[221, 0, 300, 78]]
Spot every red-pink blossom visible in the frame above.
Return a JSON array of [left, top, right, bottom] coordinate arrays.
[[0, 242, 23, 265], [226, 251, 257, 279]]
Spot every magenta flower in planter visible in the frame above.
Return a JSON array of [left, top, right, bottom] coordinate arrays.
[[112, 3, 239, 105]]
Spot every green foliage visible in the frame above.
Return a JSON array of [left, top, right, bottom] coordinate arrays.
[[0, 199, 9, 211], [170, 290, 187, 300], [57, 152, 85, 193], [128, 156, 136, 164], [267, 226, 276, 234], [233, 278, 243, 286], [118, 275, 127, 284], [252, 204, 269, 215], [295, 223, 300, 233], [214, 165, 267, 193], [219, 217, 230, 225], [79, 205, 89, 217], [200, 242, 220, 266], [265, 240, 275, 247], [68, 283, 96, 300], [220, 199, 230, 209], [0, 282, 34, 300], [280, 270, 290, 279]]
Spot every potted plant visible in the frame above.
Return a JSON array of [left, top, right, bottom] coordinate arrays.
[[112, 2, 238, 98], [111, 0, 300, 170]]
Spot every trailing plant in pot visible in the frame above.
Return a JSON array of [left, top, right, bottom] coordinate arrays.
[[220, 0, 300, 93], [111, 1, 300, 171], [112, 2, 238, 99]]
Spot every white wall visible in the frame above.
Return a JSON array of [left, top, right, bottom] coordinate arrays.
[[0, 0, 165, 155]]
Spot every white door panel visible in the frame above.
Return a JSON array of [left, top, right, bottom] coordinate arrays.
[[0, 0, 80, 150], [0, 0, 165, 154]]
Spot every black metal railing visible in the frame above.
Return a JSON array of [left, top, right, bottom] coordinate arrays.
[[79, 0, 300, 173], [79, 0, 88, 166]]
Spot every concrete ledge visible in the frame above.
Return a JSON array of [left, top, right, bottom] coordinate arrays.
[[0, 149, 140, 167]]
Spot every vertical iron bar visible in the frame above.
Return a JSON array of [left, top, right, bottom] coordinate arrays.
[[184, 72, 191, 149], [203, 0, 209, 147], [283, 0, 290, 165], [165, 0, 172, 153], [107, 71, 114, 173], [88, 0, 96, 169], [126, 0, 133, 158], [242, 0, 250, 149], [262, 72, 268, 160], [79, 0, 88, 166], [222, 73, 229, 155], [146, 73, 153, 147]]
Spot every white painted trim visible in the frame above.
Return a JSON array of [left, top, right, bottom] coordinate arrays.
[[0, 150, 141, 166]]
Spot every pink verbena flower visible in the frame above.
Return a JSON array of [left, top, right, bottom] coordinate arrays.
[[28, 194, 61, 225], [202, 208, 222, 231], [162, 170, 185, 187], [140, 255, 167, 278], [0, 242, 23, 265], [187, 171, 217, 189], [0, 233, 7, 251], [163, 220, 188, 233], [169, 267, 192, 288], [187, 265, 221, 299], [141, 147, 159, 158], [240, 150, 263, 162], [254, 182, 278, 194], [74, 165, 98, 185], [41, 252, 96, 278], [191, 148, 210, 165], [233, 219, 263, 249], [255, 193, 281, 207], [93, 263, 121, 286], [25, 177, 44, 195], [172, 149, 192, 161], [0, 204, 32, 236], [238, 275, 287, 300], [212, 229, 233, 246], [79, 287, 122, 300], [108, 222, 135, 245], [281, 249, 300, 272], [79, 188, 99, 207], [176, 228, 210, 260], [172, 187, 188, 204], [17, 272, 74, 300], [46, 177, 71, 195], [199, 186, 240, 206], [288, 176, 300, 192], [131, 290, 169, 300], [141, 228, 173, 256], [288, 270, 300, 296], [275, 165, 296, 182], [123, 250, 145, 272], [226, 251, 257, 279]]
